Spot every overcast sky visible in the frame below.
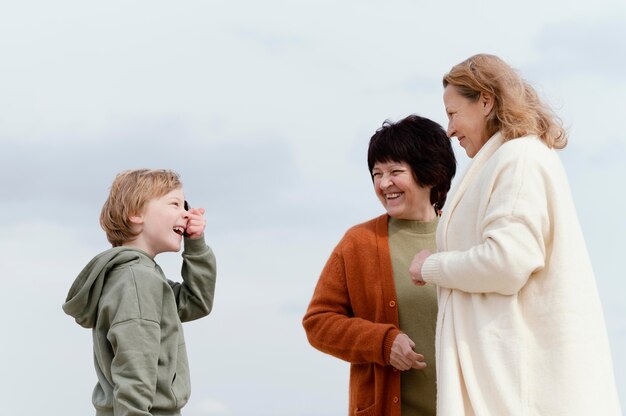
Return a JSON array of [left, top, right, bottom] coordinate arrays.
[[1, 1, 625, 415]]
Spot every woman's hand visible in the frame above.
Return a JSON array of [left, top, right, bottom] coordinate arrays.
[[409, 249, 432, 286], [390, 333, 426, 371]]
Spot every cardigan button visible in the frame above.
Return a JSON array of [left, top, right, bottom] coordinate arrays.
[[393, 396, 399, 403], [389, 300, 396, 308]]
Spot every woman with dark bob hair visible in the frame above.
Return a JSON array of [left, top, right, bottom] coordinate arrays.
[[410, 54, 622, 415], [303, 114, 456, 415]]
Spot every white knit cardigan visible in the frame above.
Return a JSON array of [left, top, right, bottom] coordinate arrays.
[[422, 132, 621, 415]]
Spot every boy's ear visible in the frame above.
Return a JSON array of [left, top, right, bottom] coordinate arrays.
[[128, 214, 144, 225]]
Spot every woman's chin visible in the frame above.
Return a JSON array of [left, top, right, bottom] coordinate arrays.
[[385, 207, 403, 219]]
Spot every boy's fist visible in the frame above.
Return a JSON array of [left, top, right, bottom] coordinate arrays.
[[185, 207, 206, 239]]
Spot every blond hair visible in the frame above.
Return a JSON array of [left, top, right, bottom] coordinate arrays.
[[443, 54, 567, 149], [100, 169, 182, 247]]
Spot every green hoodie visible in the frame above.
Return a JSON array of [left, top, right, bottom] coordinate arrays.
[[63, 236, 216, 416]]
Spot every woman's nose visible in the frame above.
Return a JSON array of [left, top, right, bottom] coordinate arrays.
[[447, 121, 455, 138], [379, 175, 393, 189]]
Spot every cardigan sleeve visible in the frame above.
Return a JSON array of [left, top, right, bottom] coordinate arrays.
[[422, 141, 551, 295], [302, 246, 400, 366]]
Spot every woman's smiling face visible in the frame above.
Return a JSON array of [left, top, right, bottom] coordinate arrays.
[[444, 85, 493, 158], [372, 161, 431, 220]]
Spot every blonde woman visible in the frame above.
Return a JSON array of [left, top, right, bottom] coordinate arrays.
[[410, 54, 622, 415]]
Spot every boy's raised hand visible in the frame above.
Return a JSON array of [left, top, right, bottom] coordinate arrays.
[[185, 207, 206, 239]]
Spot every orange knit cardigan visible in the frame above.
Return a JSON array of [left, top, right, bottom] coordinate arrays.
[[303, 214, 402, 416]]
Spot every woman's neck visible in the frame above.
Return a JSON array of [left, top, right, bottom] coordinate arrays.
[[398, 205, 436, 222]]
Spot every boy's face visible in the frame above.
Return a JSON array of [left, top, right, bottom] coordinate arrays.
[[131, 188, 189, 257]]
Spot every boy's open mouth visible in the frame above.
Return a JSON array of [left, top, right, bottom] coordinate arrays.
[[173, 226, 185, 236]]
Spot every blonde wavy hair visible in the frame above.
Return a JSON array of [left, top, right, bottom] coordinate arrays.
[[100, 169, 182, 247], [443, 54, 567, 149]]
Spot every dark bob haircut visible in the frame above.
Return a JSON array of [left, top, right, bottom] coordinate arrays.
[[367, 114, 456, 212]]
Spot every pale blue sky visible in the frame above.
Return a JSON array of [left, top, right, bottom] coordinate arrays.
[[1, 1, 624, 414]]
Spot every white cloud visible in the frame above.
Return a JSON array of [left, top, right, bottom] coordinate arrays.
[[188, 398, 232, 416]]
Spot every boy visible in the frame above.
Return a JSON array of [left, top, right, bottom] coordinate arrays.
[[63, 169, 217, 416]]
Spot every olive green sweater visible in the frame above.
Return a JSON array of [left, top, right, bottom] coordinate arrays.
[[63, 236, 216, 416], [388, 217, 438, 415]]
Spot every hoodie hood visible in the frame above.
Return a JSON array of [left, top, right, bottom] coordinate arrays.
[[62, 247, 153, 328]]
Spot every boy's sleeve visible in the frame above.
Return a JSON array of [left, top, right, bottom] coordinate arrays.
[[168, 235, 217, 322], [108, 319, 161, 416]]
